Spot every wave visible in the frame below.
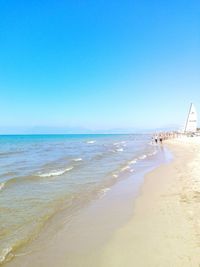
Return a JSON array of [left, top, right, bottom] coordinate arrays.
[[37, 167, 74, 177], [101, 187, 111, 194], [120, 166, 130, 172], [113, 141, 126, 146], [113, 142, 120, 146], [72, 158, 83, 162], [94, 149, 116, 160], [0, 169, 73, 190], [98, 187, 111, 198], [0, 177, 25, 191], [129, 159, 137, 164], [0, 171, 18, 179], [148, 151, 157, 156], [0, 247, 12, 264], [112, 165, 134, 179], [138, 154, 147, 160], [111, 158, 138, 178], [116, 148, 124, 152], [86, 140, 96, 144], [0, 182, 5, 191]]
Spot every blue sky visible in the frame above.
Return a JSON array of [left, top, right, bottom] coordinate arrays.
[[0, 0, 200, 133]]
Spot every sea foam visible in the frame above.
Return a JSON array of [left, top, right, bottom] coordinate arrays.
[[87, 140, 96, 144], [120, 166, 130, 172], [116, 148, 124, 152], [73, 158, 83, 162], [38, 167, 74, 177], [129, 159, 137, 164], [0, 182, 5, 191], [100, 187, 111, 197], [148, 151, 157, 156], [139, 155, 147, 160], [0, 247, 12, 264]]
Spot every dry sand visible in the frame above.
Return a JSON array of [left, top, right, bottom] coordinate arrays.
[[100, 137, 200, 266]]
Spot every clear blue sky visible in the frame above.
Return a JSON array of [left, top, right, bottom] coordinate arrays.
[[0, 0, 200, 133]]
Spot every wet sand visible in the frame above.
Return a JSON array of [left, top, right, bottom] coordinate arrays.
[[100, 137, 200, 266], [5, 138, 200, 266]]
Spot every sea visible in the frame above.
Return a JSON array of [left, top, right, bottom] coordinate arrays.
[[0, 134, 168, 264]]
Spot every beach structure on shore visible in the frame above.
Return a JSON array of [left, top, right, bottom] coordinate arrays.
[[184, 103, 197, 133]]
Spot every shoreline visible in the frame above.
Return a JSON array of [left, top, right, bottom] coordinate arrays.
[[6, 138, 200, 266], [3, 145, 170, 267], [5, 138, 200, 266], [100, 138, 200, 266]]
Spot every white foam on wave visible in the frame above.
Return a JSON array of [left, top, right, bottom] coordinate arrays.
[[112, 174, 119, 178], [121, 141, 126, 145], [120, 166, 130, 172], [38, 167, 74, 177], [129, 169, 134, 173], [139, 155, 147, 160], [87, 140, 96, 144], [129, 159, 137, 164], [148, 151, 157, 156], [113, 142, 120, 146], [114, 141, 126, 146], [0, 247, 12, 264], [0, 182, 5, 191], [102, 188, 111, 193], [116, 148, 124, 152], [100, 187, 111, 197], [73, 158, 83, 162]]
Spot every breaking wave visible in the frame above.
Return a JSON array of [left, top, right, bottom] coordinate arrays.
[[37, 167, 74, 177], [72, 158, 83, 162], [0, 182, 5, 191], [86, 140, 96, 144], [116, 148, 124, 152], [138, 154, 147, 160]]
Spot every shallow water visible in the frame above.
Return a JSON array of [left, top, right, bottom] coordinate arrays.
[[0, 134, 160, 264]]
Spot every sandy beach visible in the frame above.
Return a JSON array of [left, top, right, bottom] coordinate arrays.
[[3, 137, 200, 267], [100, 137, 200, 266], [1, 0, 199, 265]]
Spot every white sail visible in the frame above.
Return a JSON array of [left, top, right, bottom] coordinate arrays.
[[184, 103, 197, 133]]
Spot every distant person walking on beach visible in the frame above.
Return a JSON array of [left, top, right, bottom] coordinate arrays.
[[154, 135, 158, 144], [159, 134, 163, 144]]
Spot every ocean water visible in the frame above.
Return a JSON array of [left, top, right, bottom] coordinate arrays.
[[0, 134, 159, 264]]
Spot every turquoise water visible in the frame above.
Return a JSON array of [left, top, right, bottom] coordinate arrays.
[[0, 134, 159, 264]]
